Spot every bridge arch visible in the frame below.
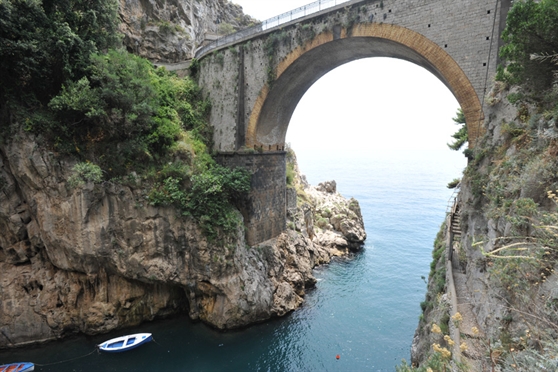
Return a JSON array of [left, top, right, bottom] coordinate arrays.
[[247, 23, 484, 150]]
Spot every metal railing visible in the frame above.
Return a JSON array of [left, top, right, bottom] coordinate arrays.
[[195, 0, 354, 58], [446, 183, 461, 215]]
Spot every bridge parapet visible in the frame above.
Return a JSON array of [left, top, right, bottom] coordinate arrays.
[[195, 0, 359, 58]]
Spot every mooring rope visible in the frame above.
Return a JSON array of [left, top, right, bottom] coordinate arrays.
[[34, 347, 98, 367], [151, 337, 164, 348]]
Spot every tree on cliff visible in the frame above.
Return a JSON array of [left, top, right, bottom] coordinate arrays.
[[0, 0, 120, 104], [447, 108, 467, 152], [498, 0, 558, 91]]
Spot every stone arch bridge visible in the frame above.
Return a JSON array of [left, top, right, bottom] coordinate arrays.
[[196, 0, 511, 245]]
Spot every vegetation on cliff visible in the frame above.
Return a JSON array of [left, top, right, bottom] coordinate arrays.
[[0, 0, 250, 238], [497, 0, 558, 90], [402, 0, 558, 370], [447, 108, 468, 153]]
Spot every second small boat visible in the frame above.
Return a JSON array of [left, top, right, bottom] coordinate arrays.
[[97, 333, 153, 353], [0, 362, 34, 372]]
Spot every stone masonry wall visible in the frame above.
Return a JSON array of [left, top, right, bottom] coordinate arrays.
[[216, 152, 287, 246], [198, 0, 509, 152]]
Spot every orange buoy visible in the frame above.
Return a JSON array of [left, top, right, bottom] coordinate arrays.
[[336, 354, 340, 360]]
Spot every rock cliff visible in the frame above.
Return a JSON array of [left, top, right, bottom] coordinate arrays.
[[410, 80, 558, 370], [0, 131, 365, 348], [118, 0, 257, 62]]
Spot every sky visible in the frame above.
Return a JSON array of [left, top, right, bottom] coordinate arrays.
[[232, 0, 465, 165]]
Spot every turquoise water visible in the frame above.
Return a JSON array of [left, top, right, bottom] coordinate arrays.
[[0, 148, 465, 371]]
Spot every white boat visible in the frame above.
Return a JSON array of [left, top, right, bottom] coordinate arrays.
[[97, 333, 153, 353]]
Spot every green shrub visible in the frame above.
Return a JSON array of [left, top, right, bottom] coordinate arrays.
[[506, 197, 538, 231], [264, 31, 289, 86], [1, 0, 247, 243], [189, 58, 200, 79], [68, 162, 103, 188], [447, 108, 468, 156], [433, 266, 446, 294], [286, 162, 296, 186], [506, 92, 524, 105], [447, 178, 461, 189], [148, 176, 187, 207], [439, 312, 450, 335], [218, 22, 235, 35], [214, 52, 225, 67], [297, 23, 316, 44], [44, 49, 211, 177], [158, 20, 175, 35], [316, 217, 329, 228], [149, 164, 251, 239], [501, 121, 526, 138], [420, 300, 432, 312], [186, 165, 251, 238], [160, 161, 191, 181]]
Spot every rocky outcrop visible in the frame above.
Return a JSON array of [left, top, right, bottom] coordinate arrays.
[[296, 179, 366, 252], [286, 150, 366, 251], [0, 131, 365, 348], [118, 0, 257, 62]]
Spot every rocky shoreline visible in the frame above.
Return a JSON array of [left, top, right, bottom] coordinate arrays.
[[0, 133, 365, 349]]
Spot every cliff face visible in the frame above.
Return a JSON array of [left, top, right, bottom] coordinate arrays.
[[118, 0, 257, 62], [411, 81, 558, 369], [0, 130, 365, 348]]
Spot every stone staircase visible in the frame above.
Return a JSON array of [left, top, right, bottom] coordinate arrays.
[[447, 200, 489, 369], [450, 203, 461, 239], [448, 201, 463, 271]]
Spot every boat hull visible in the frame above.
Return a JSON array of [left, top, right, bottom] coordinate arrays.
[[0, 363, 34, 372], [98, 333, 153, 353]]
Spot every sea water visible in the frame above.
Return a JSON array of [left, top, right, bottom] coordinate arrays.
[[0, 148, 465, 371]]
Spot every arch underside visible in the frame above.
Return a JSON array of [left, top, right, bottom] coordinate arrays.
[[247, 23, 484, 149]]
